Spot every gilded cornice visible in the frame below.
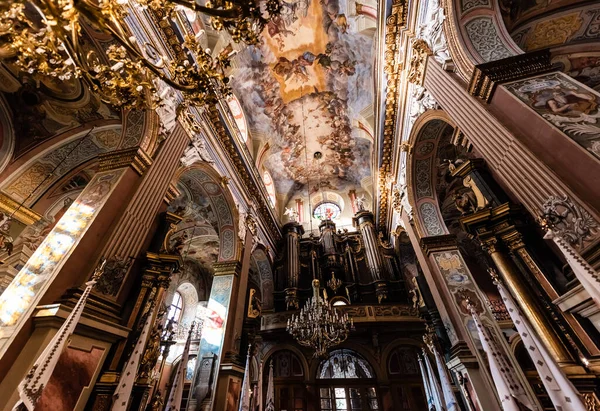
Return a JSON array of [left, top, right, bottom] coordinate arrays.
[[98, 147, 153, 175], [468, 49, 553, 103], [0, 192, 42, 225], [205, 105, 282, 243], [379, 0, 408, 229]]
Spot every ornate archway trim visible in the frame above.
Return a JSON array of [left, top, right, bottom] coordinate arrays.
[[406, 110, 456, 240], [172, 163, 240, 262]]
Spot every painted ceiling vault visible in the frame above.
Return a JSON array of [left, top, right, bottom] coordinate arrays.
[[231, 0, 375, 203]]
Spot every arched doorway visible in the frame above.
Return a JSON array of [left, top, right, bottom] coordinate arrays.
[[265, 349, 307, 411], [316, 349, 379, 411]]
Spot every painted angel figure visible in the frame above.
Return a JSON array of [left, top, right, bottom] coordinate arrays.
[[284, 207, 298, 222]]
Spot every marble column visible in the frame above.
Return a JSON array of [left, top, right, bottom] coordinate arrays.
[[480, 237, 578, 372], [353, 210, 387, 302], [283, 221, 304, 310]]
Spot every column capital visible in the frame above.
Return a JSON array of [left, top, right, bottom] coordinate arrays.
[[98, 147, 153, 175], [213, 260, 242, 277], [419, 234, 457, 256], [479, 236, 499, 255]]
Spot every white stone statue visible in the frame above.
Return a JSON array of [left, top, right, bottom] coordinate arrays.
[[418, 0, 452, 68], [180, 134, 214, 167], [355, 195, 367, 212], [410, 84, 439, 124], [284, 207, 298, 222], [155, 81, 180, 137]]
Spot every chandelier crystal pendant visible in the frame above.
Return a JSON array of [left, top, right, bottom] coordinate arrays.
[[0, 0, 281, 109], [286, 279, 353, 358]]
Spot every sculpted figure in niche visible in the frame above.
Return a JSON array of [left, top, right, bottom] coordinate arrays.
[[452, 191, 477, 215]]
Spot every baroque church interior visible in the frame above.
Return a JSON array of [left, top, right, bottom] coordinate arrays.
[[0, 0, 600, 410]]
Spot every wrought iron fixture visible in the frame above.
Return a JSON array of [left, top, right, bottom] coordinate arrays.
[[286, 279, 353, 357], [0, 0, 281, 109]]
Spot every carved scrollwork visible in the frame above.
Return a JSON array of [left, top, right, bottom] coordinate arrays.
[[94, 255, 133, 296], [407, 39, 433, 86], [542, 195, 599, 250]]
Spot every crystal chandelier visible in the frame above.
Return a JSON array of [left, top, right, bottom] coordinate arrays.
[[287, 279, 353, 358], [0, 0, 281, 109]]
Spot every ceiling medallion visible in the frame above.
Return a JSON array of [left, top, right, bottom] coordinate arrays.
[[0, 0, 281, 109], [287, 279, 353, 358]]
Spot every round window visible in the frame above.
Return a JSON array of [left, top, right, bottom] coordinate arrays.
[[313, 202, 341, 220]]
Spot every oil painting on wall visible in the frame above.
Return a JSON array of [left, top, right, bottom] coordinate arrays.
[[504, 72, 600, 160], [231, 0, 374, 201]]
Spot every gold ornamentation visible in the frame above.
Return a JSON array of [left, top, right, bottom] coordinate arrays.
[[248, 288, 261, 319], [0, 192, 42, 226], [407, 39, 433, 86], [525, 14, 583, 51], [0, 0, 282, 109], [379, 0, 408, 228], [98, 147, 153, 175]]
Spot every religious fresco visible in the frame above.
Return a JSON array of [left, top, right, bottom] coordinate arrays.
[[169, 169, 236, 262], [553, 52, 600, 92], [504, 72, 600, 160], [231, 0, 374, 200], [0, 169, 123, 339]]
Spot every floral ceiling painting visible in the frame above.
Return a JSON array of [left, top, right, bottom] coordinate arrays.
[[232, 0, 374, 201]]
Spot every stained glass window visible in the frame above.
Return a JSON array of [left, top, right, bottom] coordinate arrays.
[[313, 202, 341, 221], [167, 292, 183, 323], [263, 171, 276, 208], [317, 349, 374, 379]]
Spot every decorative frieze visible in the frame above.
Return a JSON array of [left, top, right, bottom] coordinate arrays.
[[0, 192, 42, 225]]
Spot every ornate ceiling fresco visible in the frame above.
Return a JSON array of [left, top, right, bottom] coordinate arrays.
[[231, 0, 374, 203]]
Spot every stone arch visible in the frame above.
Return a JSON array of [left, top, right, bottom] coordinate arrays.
[[0, 109, 158, 207], [250, 245, 275, 310], [308, 344, 385, 382], [406, 110, 457, 239], [171, 163, 240, 263], [443, 0, 522, 80], [262, 345, 310, 381]]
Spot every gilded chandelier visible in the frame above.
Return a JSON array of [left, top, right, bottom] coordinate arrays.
[[286, 279, 353, 358], [0, 0, 281, 109]]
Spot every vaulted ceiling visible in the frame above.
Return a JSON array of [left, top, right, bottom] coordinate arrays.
[[231, 0, 375, 206]]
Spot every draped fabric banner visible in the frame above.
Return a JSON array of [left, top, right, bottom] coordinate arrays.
[[431, 345, 459, 411], [165, 324, 195, 411], [265, 361, 275, 411], [495, 276, 585, 410], [544, 229, 600, 308], [257, 361, 263, 411], [467, 303, 535, 411], [238, 347, 251, 411], [112, 302, 155, 411], [418, 355, 435, 411], [13, 267, 103, 411], [423, 349, 445, 411]]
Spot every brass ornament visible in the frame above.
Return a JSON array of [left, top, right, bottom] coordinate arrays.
[[0, 0, 282, 109]]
